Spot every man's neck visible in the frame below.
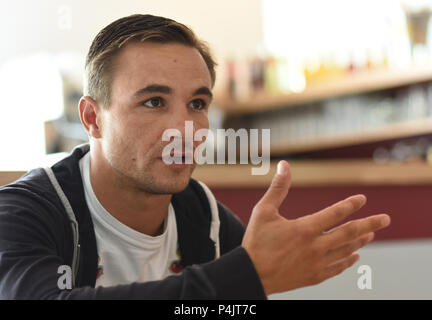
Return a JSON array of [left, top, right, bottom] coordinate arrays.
[[88, 152, 172, 237]]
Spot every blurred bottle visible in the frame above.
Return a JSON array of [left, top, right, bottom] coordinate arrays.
[[250, 56, 265, 95], [264, 55, 279, 94], [304, 55, 321, 86], [226, 58, 236, 100], [235, 54, 252, 102], [276, 57, 291, 94]]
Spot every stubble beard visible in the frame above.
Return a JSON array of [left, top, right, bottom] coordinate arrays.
[[135, 168, 194, 194], [109, 156, 195, 195]]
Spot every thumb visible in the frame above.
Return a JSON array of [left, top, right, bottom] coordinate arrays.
[[258, 160, 292, 211]]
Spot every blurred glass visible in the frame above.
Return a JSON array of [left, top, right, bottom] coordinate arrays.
[[403, 3, 432, 62]]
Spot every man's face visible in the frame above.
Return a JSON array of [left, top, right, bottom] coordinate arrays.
[[96, 41, 212, 194]]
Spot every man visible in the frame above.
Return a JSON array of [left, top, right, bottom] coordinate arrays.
[[0, 14, 390, 299]]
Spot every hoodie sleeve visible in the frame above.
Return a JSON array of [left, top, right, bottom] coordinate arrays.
[[0, 191, 266, 300]]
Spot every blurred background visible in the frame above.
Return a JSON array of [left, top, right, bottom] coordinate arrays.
[[0, 0, 431, 299]]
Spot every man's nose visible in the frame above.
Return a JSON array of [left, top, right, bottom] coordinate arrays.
[[166, 104, 193, 136], [162, 104, 197, 152]]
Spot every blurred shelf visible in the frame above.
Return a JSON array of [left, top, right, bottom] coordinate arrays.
[[215, 65, 432, 115], [192, 160, 432, 188], [270, 117, 432, 155]]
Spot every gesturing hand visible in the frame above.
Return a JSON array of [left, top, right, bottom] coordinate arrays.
[[241, 160, 391, 295]]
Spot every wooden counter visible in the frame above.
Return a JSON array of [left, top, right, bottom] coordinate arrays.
[[2, 160, 432, 188], [0, 171, 25, 187], [191, 160, 432, 188]]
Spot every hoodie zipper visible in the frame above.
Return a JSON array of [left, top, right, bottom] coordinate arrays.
[[44, 167, 80, 287]]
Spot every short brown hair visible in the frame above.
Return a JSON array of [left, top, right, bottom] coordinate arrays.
[[84, 14, 217, 107]]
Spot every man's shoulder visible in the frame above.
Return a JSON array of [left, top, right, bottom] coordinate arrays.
[[0, 166, 71, 234], [0, 167, 53, 203], [0, 144, 88, 196], [0, 144, 89, 224]]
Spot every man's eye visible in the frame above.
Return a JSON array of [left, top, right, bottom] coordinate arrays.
[[189, 99, 206, 110], [142, 98, 163, 108]]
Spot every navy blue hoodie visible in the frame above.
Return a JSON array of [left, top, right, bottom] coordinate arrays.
[[0, 144, 266, 299]]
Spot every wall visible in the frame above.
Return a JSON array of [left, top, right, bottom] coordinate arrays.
[[0, 0, 263, 169], [0, 0, 264, 85]]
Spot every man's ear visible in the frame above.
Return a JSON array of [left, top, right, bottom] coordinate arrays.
[[78, 96, 103, 139]]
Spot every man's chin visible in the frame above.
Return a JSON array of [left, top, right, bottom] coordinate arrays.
[[141, 179, 190, 195], [139, 164, 195, 194]]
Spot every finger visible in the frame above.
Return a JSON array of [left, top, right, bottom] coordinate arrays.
[[312, 253, 360, 285], [321, 232, 374, 266], [324, 214, 390, 248], [257, 160, 292, 210], [307, 194, 367, 234]]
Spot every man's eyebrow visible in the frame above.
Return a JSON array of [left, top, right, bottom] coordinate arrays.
[[193, 87, 213, 99], [133, 84, 213, 99], [133, 85, 172, 97]]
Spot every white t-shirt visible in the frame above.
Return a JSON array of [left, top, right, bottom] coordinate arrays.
[[79, 152, 180, 287]]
